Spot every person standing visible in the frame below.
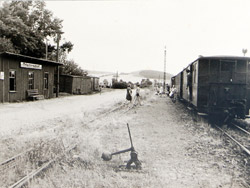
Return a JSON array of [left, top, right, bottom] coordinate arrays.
[[133, 85, 141, 106], [166, 83, 170, 96], [169, 85, 177, 102], [186, 69, 192, 102], [126, 85, 132, 103], [156, 86, 160, 95], [159, 86, 163, 97]]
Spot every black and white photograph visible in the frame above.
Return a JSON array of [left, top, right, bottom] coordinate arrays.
[[0, 0, 250, 187]]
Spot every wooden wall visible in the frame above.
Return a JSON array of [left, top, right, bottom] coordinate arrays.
[[0, 56, 56, 102], [60, 75, 92, 94]]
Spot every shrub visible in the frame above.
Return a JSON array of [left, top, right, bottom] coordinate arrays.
[[112, 82, 127, 89]]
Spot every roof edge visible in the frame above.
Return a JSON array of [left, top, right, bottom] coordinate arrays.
[[0, 52, 63, 65]]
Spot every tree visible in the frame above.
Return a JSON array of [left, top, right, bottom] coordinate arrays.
[[60, 59, 87, 76], [0, 37, 18, 53], [0, 1, 73, 60], [0, 1, 87, 77]]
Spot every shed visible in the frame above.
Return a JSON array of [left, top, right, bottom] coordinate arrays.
[[60, 74, 92, 94]]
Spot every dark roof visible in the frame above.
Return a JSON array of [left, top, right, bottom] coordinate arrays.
[[184, 55, 250, 69], [0, 52, 63, 66], [192, 55, 250, 64], [198, 55, 250, 60], [174, 55, 250, 76]]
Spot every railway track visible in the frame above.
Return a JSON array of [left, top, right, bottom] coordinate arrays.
[[231, 122, 250, 136], [1, 101, 132, 188], [9, 144, 77, 188], [0, 137, 60, 172], [214, 123, 250, 156], [0, 148, 33, 172]]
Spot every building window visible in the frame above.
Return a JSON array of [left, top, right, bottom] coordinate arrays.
[[44, 72, 49, 89], [9, 70, 16, 91], [28, 72, 34, 89]]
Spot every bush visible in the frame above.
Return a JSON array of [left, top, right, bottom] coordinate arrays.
[[112, 82, 127, 89]]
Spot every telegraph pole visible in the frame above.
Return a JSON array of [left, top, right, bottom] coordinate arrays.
[[163, 46, 166, 94], [45, 38, 48, 60], [56, 33, 60, 97]]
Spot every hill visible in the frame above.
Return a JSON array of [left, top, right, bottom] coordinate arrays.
[[131, 70, 173, 80], [87, 70, 114, 77]]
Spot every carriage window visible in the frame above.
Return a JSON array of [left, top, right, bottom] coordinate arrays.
[[221, 60, 234, 71], [9, 70, 16, 91], [199, 59, 209, 75], [210, 59, 219, 73], [236, 60, 246, 72]]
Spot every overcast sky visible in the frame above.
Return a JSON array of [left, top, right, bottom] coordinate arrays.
[[46, 0, 250, 75]]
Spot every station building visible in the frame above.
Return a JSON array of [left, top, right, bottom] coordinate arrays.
[[0, 52, 62, 103]]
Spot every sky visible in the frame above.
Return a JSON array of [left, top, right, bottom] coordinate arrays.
[[46, 0, 250, 75]]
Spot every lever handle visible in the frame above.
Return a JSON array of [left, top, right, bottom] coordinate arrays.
[[127, 123, 134, 149]]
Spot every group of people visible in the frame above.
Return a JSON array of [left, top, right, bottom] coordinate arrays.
[[126, 84, 141, 106], [155, 84, 177, 101], [125, 83, 178, 105], [169, 85, 177, 101]]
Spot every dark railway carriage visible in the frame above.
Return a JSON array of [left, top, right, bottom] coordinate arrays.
[[172, 56, 250, 122]]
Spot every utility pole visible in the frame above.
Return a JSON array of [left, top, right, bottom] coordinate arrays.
[[163, 46, 166, 94], [45, 38, 48, 60], [56, 33, 60, 98]]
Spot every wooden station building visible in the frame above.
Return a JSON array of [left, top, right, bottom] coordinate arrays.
[[0, 52, 62, 103]]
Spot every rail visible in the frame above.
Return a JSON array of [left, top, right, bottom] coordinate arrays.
[[214, 124, 250, 156], [231, 122, 250, 136], [9, 144, 77, 188]]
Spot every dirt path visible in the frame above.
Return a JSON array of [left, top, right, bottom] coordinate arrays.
[[1, 89, 249, 188]]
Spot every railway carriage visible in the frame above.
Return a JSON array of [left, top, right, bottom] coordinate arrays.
[[172, 56, 250, 122]]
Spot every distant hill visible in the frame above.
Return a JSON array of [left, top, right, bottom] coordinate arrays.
[[87, 70, 114, 77], [131, 70, 173, 80]]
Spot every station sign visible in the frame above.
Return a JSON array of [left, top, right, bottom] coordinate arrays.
[[20, 62, 42, 70]]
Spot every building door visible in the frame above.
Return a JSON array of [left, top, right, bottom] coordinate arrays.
[[43, 72, 49, 98]]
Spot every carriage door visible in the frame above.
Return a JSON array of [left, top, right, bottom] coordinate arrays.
[[180, 72, 183, 98], [192, 62, 198, 106]]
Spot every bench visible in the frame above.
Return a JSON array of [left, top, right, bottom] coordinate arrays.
[[27, 89, 44, 101]]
